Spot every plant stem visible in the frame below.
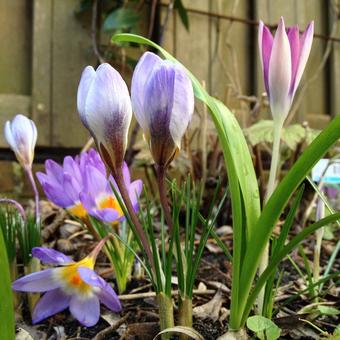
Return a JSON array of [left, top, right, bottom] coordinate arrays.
[[25, 167, 40, 225], [113, 166, 155, 275], [157, 292, 174, 340], [24, 257, 41, 315], [156, 165, 174, 235], [257, 121, 282, 314], [178, 296, 192, 340]]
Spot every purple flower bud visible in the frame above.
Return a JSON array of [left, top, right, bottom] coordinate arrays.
[[4, 114, 37, 168], [77, 63, 132, 171], [258, 17, 314, 123], [131, 52, 194, 167]]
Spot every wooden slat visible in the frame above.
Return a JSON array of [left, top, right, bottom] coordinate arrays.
[[51, 0, 96, 147], [32, 0, 53, 146], [0, 95, 31, 146], [0, 0, 32, 95]]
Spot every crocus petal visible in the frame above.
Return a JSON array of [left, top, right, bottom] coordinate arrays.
[[77, 66, 96, 125], [122, 162, 131, 186], [78, 267, 121, 312], [4, 114, 37, 167], [32, 288, 70, 324], [131, 52, 162, 132], [169, 64, 194, 149], [82, 63, 132, 169], [12, 269, 61, 292], [40, 181, 74, 208], [128, 179, 143, 207], [32, 247, 73, 265], [69, 294, 100, 327], [268, 17, 292, 121], [258, 20, 273, 94], [292, 21, 314, 95], [287, 26, 300, 94]]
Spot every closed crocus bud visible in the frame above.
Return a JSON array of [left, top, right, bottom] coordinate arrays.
[[4, 114, 37, 169], [259, 17, 314, 124], [77, 63, 132, 172], [131, 52, 194, 168]]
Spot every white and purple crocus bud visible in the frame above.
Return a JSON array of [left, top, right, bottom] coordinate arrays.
[[259, 17, 314, 123], [131, 52, 194, 168], [77, 64, 132, 172], [4, 114, 37, 169]]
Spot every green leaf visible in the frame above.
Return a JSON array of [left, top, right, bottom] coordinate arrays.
[[246, 315, 281, 340], [174, 0, 189, 30], [0, 226, 15, 339], [103, 8, 140, 32], [317, 305, 340, 316]]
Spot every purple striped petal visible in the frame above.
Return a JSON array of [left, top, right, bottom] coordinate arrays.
[[128, 179, 143, 208], [287, 26, 300, 94], [69, 294, 100, 327], [258, 20, 273, 95], [12, 268, 61, 292], [122, 161, 131, 186], [78, 267, 121, 312], [131, 52, 162, 132], [268, 17, 292, 121], [32, 288, 70, 324], [32, 247, 73, 265], [292, 21, 314, 96], [169, 64, 194, 149]]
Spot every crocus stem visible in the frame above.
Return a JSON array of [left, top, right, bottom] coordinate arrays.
[[156, 165, 173, 235], [113, 166, 155, 275], [24, 257, 41, 315], [178, 296, 192, 340], [25, 167, 40, 226], [0, 198, 27, 221], [157, 292, 174, 340], [257, 121, 282, 314]]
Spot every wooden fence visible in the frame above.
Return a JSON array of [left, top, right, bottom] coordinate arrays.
[[0, 0, 339, 151]]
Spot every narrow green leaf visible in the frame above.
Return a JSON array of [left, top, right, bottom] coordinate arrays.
[[0, 226, 15, 339], [174, 0, 189, 30], [103, 8, 140, 32]]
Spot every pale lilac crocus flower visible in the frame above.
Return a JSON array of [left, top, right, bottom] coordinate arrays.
[[259, 17, 314, 123], [12, 238, 121, 326], [80, 162, 142, 223], [4, 114, 37, 169], [131, 52, 194, 168], [77, 64, 132, 172], [37, 149, 105, 218]]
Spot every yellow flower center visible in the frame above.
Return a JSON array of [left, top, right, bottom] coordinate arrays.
[[58, 257, 95, 295], [68, 203, 87, 218], [98, 196, 123, 218]]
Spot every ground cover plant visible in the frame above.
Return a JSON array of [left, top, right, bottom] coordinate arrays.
[[0, 16, 339, 340]]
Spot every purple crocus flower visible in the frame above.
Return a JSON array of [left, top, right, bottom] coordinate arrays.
[[12, 238, 121, 327], [80, 162, 142, 223], [37, 149, 105, 218], [77, 64, 132, 172], [131, 52, 194, 168], [4, 114, 37, 169], [259, 17, 314, 123]]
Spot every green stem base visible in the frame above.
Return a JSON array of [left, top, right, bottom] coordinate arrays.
[[157, 293, 174, 340], [178, 297, 192, 340]]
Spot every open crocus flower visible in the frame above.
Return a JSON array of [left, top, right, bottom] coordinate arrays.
[[77, 63, 132, 172], [131, 52, 194, 168], [258, 17, 314, 123], [37, 149, 105, 218], [80, 162, 142, 223], [4, 114, 37, 169], [12, 238, 121, 326]]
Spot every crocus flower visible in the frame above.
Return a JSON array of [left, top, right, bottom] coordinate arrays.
[[37, 149, 105, 218], [12, 238, 121, 326], [80, 162, 142, 223], [258, 17, 314, 123], [4, 114, 37, 169], [131, 52, 194, 168], [77, 64, 132, 172]]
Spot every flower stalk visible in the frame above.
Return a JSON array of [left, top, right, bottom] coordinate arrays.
[[157, 292, 174, 340], [25, 166, 40, 225]]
